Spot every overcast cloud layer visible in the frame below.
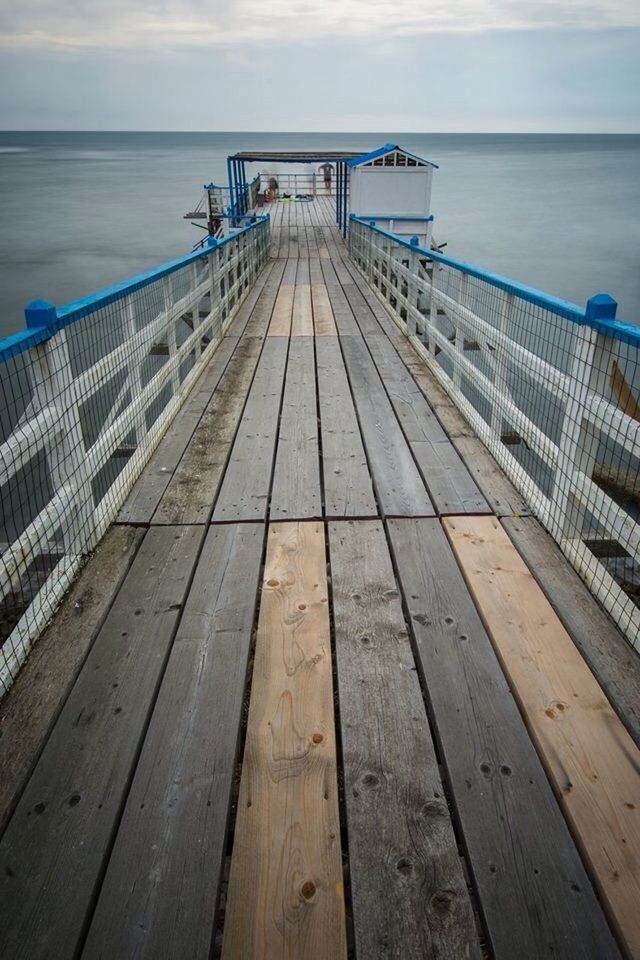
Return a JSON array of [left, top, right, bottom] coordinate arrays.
[[0, 0, 638, 130], [2, 0, 640, 49]]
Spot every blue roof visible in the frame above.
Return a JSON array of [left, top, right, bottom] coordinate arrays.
[[346, 143, 438, 168]]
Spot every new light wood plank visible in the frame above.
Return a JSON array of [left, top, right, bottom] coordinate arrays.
[[502, 515, 640, 746], [213, 338, 288, 522], [82, 523, 264, 960], [267, 285, 294, 336], [292, 284, 314, 336], [340, 335, 434, 517], [154, 337, 263, 524], [222, 521, 347, 960], [311, 284, 337, 336], [0, 525, 143, 834], [389, 518, 621, 960], [445, 514, 640, 959], [329, 520, 481, 960], [316, 338, 377, 517], [270, 338, 322, 520], [0, 526, 202, 960]]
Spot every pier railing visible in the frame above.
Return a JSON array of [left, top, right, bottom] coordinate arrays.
[[0, 215, 269, 695], [349, 214, 640, 649]]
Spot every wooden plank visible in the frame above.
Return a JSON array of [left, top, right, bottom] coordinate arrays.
[[451, 436, 529, 517], [337, 256, 402, 339], [312, 284, 337, 336], [267, 284, 294, 336], [222, 522, 347, 959], [444, 514, 640, 959], [329, 519, 481, 959], [292, 284, 314, 336], [339, 335, 434, 517], [388, 518, 621, 960], [364, 335, 489, 514], [320, 260, 360, 335], [270, 338, 321, 520], [0, 526, 143, 835], [316, 338, 377, 518], [224, 261, 275, 338], [502, 515, 640, 746], [0, 526, 202, 960], [243, 260, 286, 338], [117, 336, 239, 523], [81, 523, 264, 960], [212, 338, 288, 522], [153, 338, 263, 524]]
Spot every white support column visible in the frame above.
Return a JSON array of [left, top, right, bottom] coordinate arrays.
[[489, 291, 514, 438]]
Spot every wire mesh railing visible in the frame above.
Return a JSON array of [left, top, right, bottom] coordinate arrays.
[[349, 214, 640, 649], [0, 215, 270, 696]]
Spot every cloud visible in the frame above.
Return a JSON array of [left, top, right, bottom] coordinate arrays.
[[1, 0, 639, 51]]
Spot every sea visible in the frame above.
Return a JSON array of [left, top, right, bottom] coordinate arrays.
[[0, 131, 639, 339]]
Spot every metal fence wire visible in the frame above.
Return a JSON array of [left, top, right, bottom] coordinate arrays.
[[349, 215, 640, 649], [0, 216, 269, 695]]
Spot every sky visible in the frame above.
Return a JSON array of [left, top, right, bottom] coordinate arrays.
[[0, 0, 638, 131]]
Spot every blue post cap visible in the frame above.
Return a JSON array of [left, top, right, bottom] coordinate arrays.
[[585, 293, 617, 321], [206, 235, 218, 248], [369, 219, 376, 227], [25, 299, 57, 329], [410, 236, 420, 246]]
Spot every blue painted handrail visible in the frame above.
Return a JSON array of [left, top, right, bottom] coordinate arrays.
[[350, 214, 640, 347], [0, 215, 269, 364]]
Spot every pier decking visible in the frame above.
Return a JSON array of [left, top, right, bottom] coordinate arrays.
[[1, 197, 639, 960]]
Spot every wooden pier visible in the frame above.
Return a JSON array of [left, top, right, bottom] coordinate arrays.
[[1, 197, 639, 960]]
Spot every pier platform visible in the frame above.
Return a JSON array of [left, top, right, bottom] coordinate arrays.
[[1, 196, 639, 960]]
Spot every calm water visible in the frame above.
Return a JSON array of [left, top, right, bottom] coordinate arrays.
[[0, 131, 639, 338]]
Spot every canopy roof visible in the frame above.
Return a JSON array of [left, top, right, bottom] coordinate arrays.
[[229, 150, 361, 164], [346, 143, 438, 168]]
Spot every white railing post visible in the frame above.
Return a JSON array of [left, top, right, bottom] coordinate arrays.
[[408, 237, 421, 336], [548, 293, 617, 541], [489, 291, 514, 437]]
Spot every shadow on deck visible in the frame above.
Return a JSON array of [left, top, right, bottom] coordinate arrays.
[[1, 196, 639, 960]]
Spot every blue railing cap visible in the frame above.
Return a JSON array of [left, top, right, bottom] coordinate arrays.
[[0, 214, 269, 364], [350, 213, 639, 346]]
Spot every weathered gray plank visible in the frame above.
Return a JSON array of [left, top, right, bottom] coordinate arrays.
[[243, 260, 287, 338], [316, 338, 377, 518], [270, 338, 321, 519], [0, 526, 202, 960], [0, 526, 144, 835], [364, 335, 489, 514], [320, 260, 361, 335], [153, 338, 263, 524], [340, 335, 434, 517], [117, 337, 239, 523], [502, 514, 640, 746], [81, 523, 264, 960], [387, 518, 621, 960], [328, 520, 481, 960], [452, 436, 529, 517], [224, 260, 275, 338], [212, 338, 288, 522]]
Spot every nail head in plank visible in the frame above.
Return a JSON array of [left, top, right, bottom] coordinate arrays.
[[222, 521, 347, 960], [388, 517, 621, 960], [444, 514, 640, 959], [82, 523, 264, 960], [329, 519, 482, 960]]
